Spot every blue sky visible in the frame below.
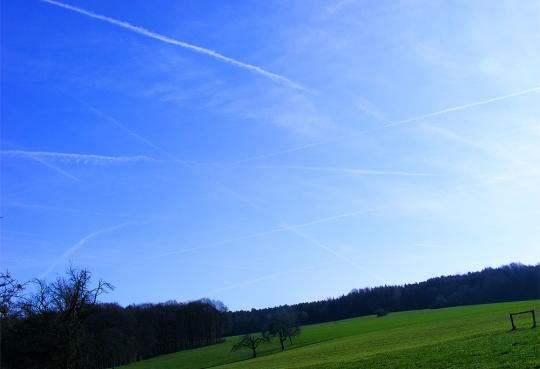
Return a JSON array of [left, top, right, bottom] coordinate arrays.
[[1, 0, 539, 310]]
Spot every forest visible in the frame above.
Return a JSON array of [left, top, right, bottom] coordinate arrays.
[[1, 263, 538, 369], [227, 263, 540, 335]]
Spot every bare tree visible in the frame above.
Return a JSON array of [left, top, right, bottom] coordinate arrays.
[[231, 333, 269, 358], [0, 270, 24, 317], [22, 266, 113, 369], [1, 271, 25, 366]]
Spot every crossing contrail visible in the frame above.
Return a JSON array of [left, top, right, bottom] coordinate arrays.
[[284, 226, 384, 282], [150, 207, 379, 258], [80, 102, 179, 161], [41, 0, 306, 91], [26, 153, 79, 180], [227, 86, 540, 163]]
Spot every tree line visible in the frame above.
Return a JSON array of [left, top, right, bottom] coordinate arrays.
[[1, 263, 538, 368], [226, 263, 540, 335], [1, 267, 227, 369]]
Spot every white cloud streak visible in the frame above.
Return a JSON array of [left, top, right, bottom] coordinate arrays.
[[246, 165, 432, 177], [386, 86, 540, 127], [284, 226, 384, 282], [150, 207, 378, 258], [228, 86, 540, 163], [285, 227, 359, 268], [230, 142, 324, 165], [40, 221, 140, 278], [41, 0, 306, 91], [26, 153, 79, 180], [204, 263, 327, 296], [205, 271, 290, 295], [80, 102, 179, 161], [2, 150, 158, 165], [421, 124, 529, 167]]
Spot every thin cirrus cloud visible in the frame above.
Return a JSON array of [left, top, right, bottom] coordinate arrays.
[[205, 270, 290, 295], [79, 102, 265, 213], [41, 0, 306, 91], [1, 150, 158, 165], [229, 85, 540, 164], [25, 152, 79, 180], [150, 207, 379, 259], [245, 165, 433, 177], [283, 225, 384, 283], [40, 221, 142, 279], [80, 102, 179, 161], [384, 86, 540, 128]]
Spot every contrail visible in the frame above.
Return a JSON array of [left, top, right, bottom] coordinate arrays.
[[227, 86, 540, 163], [26, 153, 79, 180], [205, 256, 382, 296], [285, 226, 364, 269], [82, 102, 217, 166], [246, 165, 432, 176], [2, 150, 158, 165], [80, 102, 179, 160], [150, 207, 378, 258], [41, 0, 305, 91], [40, 221, 140, 278], [386, 86, 540, 127], [4, 201, 154, 220], [421, 124, 529, 167], [285, 226, 384, 283], [205, 271, 289, 295], [205, 263, 323, 295], [81, 101, 259, 214], [230, 142, 324, 165]]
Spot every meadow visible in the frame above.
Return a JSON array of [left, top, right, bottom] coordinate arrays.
[[118, 300, 539, 369]]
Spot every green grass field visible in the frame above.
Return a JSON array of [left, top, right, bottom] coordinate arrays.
[[118, 300, 539, 369]]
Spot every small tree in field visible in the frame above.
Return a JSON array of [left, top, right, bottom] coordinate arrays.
[[287, 325, 301, 345], [266, 311, 301, 351], [231, 333, 269, 358]]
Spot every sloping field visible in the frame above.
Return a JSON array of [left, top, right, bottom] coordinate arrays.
[[118, 300, 539, 369]]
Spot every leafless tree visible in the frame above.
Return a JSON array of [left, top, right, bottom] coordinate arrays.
[[23, 266, 113, 369], [0, 270, 24, 317], [1, 271, 25, 366]]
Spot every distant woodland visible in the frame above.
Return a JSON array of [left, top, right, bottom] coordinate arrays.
[[227, 263, 540, 335], [1, 263, 538, 369]]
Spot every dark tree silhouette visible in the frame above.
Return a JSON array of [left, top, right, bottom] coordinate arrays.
[[22, 266, 113, 369], [0, 271, 25, 366], [1, 262, 538, 369], [266, 311, 299, 351], [0, 270, 25, 317], [227, 263, 540, 336], [231, 333, 269, 358], [287, 325, 301, 345], [2, 266, 228, 369]]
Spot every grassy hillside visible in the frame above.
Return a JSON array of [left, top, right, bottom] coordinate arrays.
[[118, 300, 539, 369]]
